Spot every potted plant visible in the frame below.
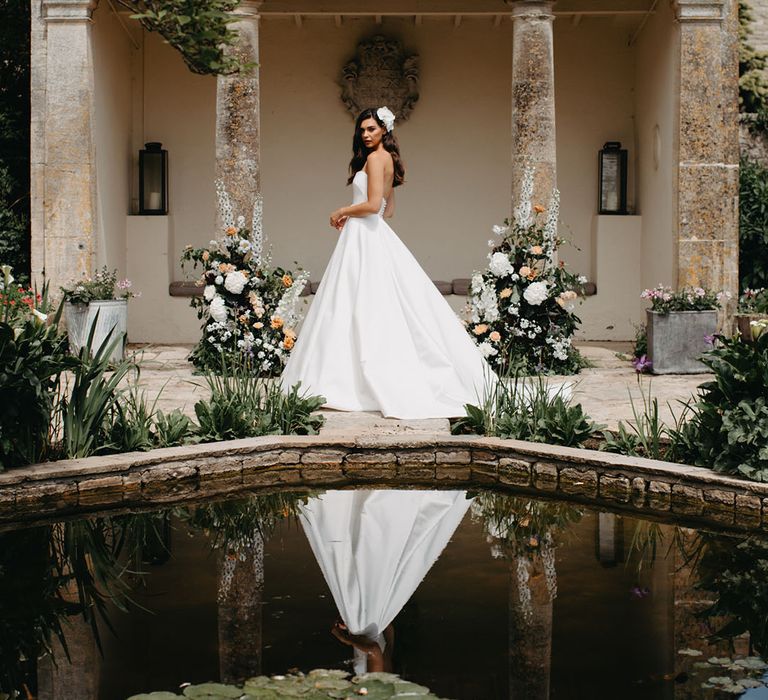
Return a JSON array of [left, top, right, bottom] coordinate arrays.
[[736, 288, 768, 342], [61, 267, 138, 362], [641, 284, 728, 374]]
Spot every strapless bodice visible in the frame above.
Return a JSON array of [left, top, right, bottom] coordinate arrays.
[[352, 170, 387, 217]]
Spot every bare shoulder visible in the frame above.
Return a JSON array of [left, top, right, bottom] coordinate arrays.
[[366, 150, 393, 167]]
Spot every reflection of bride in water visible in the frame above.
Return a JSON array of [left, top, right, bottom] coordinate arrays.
[[298, 489, 472, 673]]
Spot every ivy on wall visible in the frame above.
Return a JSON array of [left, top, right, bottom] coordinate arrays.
[[117, 0, 257, 75], [740, 0, 768, 114]]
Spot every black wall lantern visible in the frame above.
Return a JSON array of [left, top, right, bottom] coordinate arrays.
[[139, 142, 168, 215], [598, 141, 628, 215]]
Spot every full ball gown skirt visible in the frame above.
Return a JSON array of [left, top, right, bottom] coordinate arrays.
[[279, 170, 499, 419]]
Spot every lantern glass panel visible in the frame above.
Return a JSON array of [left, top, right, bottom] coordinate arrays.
[[142, 152, 164, 212]]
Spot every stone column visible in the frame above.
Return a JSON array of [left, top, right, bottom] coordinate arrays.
[[508, 0, 557, 211], [34, 0, 99, 288], [673, 0, 739, 322], [215, 0, 263, 230]]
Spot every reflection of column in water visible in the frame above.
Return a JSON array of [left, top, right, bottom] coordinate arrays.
[[217, 532, 264, 683], [503, 538, 554, 700]]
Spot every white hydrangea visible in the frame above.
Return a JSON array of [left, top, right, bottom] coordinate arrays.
[[209, 295, 228, 322], [478, 341, 498, 358], [203, 285, 216, 301], [488, 252, 515, 278], [523, 280, 549, 306], [224, 271, 247, 295]]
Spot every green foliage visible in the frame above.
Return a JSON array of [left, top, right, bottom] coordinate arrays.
[[117, 0, 256, 76], [0, 0, 30, 282], [154, 408, 197, 448], [452, 368, 600, 447], [739, 158, 768, 291], [60, 323, 135, 459], [740, 1, 768, 114], [194, 357, 325, 441], [600, 378, 677, 461], [696, 534, 768, 656], [0, 279, 73, 469], [668, 333, 768, 481], [129, 670, 442, 700]]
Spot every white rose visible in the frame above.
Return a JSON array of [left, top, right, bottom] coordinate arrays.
[[492, 224, 509, 236], [224, 271, 247, 295], [209, 295, 228, 322], [523, 280, 549, 306], [478, 341, 498, 358], [215, 275, 223, 285], [488, 252, 514, 278], [203, 285, 216, 301]]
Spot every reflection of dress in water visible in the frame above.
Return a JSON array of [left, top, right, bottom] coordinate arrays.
[[279, 169, 499, 419], [298, 489, 472, 673]]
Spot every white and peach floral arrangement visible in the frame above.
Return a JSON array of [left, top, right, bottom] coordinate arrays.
[[181, 180, 309, 375], [464, 164, 587, 374]]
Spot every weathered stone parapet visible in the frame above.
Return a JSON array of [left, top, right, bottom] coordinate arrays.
[[508, 0, 557, 211], [4, 435, 768, 536], [32, 0, 100, 291], [672, 0, 739, 323], [215, 0, 263, 230]]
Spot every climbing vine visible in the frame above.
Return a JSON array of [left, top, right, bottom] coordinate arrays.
[[116, 0, 257, 75]]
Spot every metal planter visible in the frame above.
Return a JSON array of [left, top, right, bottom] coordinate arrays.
[[65, 299, 128, 363], [646, 309, 717, 374]]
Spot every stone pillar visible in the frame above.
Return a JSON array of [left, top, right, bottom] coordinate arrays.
[[508, 0, 557, 210], [673, 0, 739, 323], [215, 0, 263, 230], [34, 0, 99, 288]]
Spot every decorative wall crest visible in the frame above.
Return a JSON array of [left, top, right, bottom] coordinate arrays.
[[339, 35, 420, 123]]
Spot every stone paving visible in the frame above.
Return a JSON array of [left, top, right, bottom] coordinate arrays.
[[126, 343, 712, 436]]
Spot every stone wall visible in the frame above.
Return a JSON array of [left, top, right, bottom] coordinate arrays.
[[1, 434, 767, 535]]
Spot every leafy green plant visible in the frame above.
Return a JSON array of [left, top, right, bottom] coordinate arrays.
[[60, 322, 135, 459], [666, 333, 768, 481], [452, 367, 599, 447], [154, 408, 197, 448], [60, 266, 137, 305], [740, 1, 768, 114], [740, 158, 768, 291], [194, 356, 325, 442]]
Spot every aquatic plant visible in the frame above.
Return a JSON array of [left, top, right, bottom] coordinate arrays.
[[127, 670, 443, 699]]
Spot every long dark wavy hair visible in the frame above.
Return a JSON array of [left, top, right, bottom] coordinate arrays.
[[346, 107, 406, 187]]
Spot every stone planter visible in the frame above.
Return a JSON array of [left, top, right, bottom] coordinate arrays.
[[64, 299, 127, 363], [646, 309, 717, 374], [735, 313, 768, 343]]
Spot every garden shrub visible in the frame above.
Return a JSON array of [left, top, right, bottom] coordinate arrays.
[[739, 158, 768, 291]]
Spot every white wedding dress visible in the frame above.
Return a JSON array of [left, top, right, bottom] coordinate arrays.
[[298, 489, 472, 673], [279, 170, 499, 419]]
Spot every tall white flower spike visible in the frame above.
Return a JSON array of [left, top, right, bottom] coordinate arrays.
[[215, 178, 235, 229], [513, 163, 535, 229], [251, 192, 264, 265]]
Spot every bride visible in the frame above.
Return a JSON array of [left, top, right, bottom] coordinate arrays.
[[279, 106, 498, 419]]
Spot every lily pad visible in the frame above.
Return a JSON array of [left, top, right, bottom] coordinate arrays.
[[308, 670, 349, 680], [127, 694, 183, 700], [183, 683, 244, 698], [393, 681, 431, 696]]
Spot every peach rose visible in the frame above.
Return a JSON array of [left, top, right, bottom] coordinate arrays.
[[283, 336, 295, 350], [283, 327, 297, 340], [202, 250, 210, 262], [225, 226, 237, 236], [531, 245, 543, 255], [533, 204, 545, 214], [270, 316, 284, 329], [253, 321, 264, 329], [473, 323, 489, 335], [499, 288, 513, 299], [282, 274, 293, 287], [519, 266, 531, 278], [489, 330, 501, 342]]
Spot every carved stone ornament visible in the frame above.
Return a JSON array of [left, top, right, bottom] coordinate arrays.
[[339, 35, 420, 123]]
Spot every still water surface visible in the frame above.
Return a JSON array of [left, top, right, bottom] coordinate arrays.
[[2, 488, 767, 699]]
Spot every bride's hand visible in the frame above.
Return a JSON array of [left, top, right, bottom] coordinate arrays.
[[330, 209, 346, 229]]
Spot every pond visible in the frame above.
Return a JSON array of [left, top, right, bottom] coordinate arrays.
[[2, 487, 767, 700]]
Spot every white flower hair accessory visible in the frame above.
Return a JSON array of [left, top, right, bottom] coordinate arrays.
[[376, 106, 395, 132]]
